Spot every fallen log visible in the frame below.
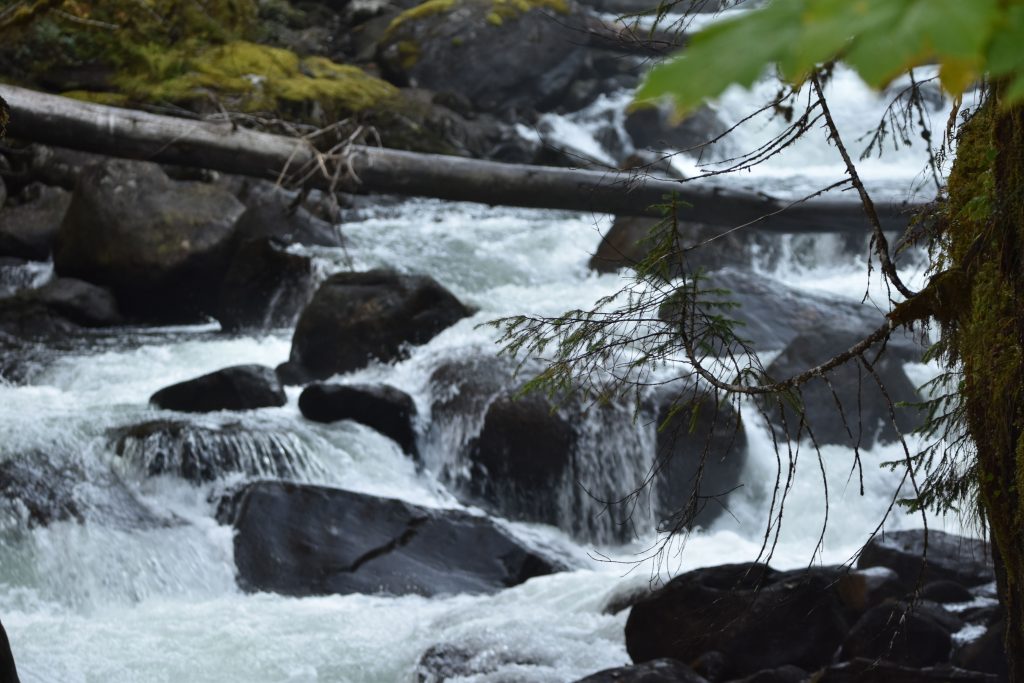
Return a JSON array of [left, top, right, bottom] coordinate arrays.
[[1, 85, 919, 231]]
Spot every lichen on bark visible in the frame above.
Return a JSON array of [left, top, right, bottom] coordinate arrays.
[[941, 85, 1024, 680]]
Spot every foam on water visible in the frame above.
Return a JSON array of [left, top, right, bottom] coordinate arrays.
[[0, 35, 969, 683]]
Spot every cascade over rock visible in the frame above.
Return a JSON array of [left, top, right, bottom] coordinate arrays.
[[110, 419, 313, 483]]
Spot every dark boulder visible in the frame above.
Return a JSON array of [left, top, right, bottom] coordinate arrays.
[[955, 619, 1009, 679], [815, 659, 997, 682], [921, 580, 974, 604], [857, 529, 993, 591], [656, 269, 898, 353], [574, 659, 708, 682], [763, 325, 920, 447], [0, 183, 71, 260], [0, 277, 121, 339], [215, 237, 315, 331], [226, 481, 567, 596], [231, 184, 343, 247], [625, 563, 849, 679], [0, 619, 18, 683], [835, 566, 903, 613], [652, 392, 746, 530], [289, 269, 471, 379], [54, 159, 245, 322], [463, 392, 577, 523], [736, 665, 808, 683], [378, 0, 587, 115], [299, 382, 418, 457], [150, 365, 287, 413], [110, 419, 311, 484], [625, 104, 730, 155], [589, 218, 760, 277], [839, 603, 953, 667]]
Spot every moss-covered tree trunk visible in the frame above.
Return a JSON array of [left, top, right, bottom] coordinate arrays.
[[947, 85, 1024, 680]]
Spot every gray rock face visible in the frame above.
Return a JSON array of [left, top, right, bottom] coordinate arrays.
[[0, 184, 71, 261], [150, 365, 287, 413], [289, 269, 472, 379], [378, 0, 588, 114], [54, 159, 245, 321], [763, 324, 921, 448], [225, 481, 567, 597]]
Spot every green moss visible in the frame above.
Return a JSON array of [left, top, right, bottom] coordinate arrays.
[[108, 41, 401, 120], [61, 90, 131, 107]]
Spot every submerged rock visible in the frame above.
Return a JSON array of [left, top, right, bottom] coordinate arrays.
[[226, 481, 567, 596], [288, 269, 471, 379], [625, 563, 849, 679], [0, 450, 167, 529], [857, 529, 994, 591], [150, 365, 287, 413], [110, 419, 311, 483], [299, 382, 418, 457], [54, 159, 245, 322], [413, 642, 541, 682]]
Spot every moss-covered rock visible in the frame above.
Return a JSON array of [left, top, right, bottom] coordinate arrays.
[[378, 0, 585, 114]]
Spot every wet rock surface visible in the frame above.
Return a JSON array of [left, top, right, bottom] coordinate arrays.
[[0, 450, 168, 529], [289, 269, 472, 380], [215, 237, 315, 331], [625, 563, 849, 679], [150, 365, 287, 413], [299, 382, 418, 456], [857, 529, 994, 591], [226, 481, 568, 597], [0, 277, 121, 339], [763, 324, 921, 448]]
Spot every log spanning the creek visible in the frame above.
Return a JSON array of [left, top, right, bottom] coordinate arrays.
[[1, 85, 919, 231]]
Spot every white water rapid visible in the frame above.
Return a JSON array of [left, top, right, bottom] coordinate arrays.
[[0, 67, 976, 681]]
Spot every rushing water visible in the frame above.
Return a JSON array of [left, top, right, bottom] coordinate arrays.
[[0, 65, 974, 681]]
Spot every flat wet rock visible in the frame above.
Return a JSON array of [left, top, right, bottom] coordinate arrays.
[[226, 481, 568, 597]]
